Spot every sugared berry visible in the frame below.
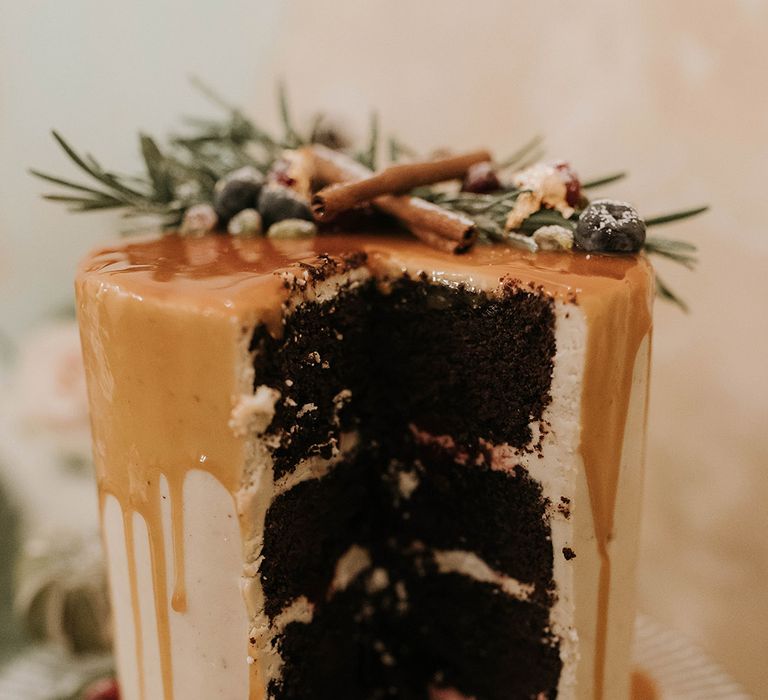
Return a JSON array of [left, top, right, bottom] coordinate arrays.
[[575, 199, 646, 253], [267, 218, 318, 239], [533, 224, 574, 251], [553, 161, 582, 207], [180, 203, 218, 236], [227, 208, 262, 237], [258, 184, 313, 228], [213, 166, 264, 223], [461, 161, 500, 194]]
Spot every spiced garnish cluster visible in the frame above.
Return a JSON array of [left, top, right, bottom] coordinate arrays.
[[31, 81, 705, 309]]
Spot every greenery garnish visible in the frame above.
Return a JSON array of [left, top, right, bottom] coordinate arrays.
[[582, 172, 627, 189], [643, 205, 709, 227], [654, 273, 690, 313], [30, 80, 706, 310]]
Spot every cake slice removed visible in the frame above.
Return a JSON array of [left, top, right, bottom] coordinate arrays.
[[77, 231, 652, 700]]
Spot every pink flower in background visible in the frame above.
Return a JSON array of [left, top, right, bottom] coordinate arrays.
[[15, 320, 89, 433], [2, 318, 94, 476]]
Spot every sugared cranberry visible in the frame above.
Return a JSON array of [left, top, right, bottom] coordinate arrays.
[[461, 161, 500, 194], [268, 158, 297, 188], [83, 677, 120, 700], [553, 161, 582, 207]]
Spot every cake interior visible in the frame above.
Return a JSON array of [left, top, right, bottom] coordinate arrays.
[[251, 275, 562, 700]]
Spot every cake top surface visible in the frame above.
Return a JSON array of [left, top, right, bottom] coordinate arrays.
[[78, 231, 653, 321]]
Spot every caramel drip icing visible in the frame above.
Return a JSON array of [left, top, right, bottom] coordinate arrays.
[[119, 503, 145, 698], [630, 669, 659, 700], [77, 232, 652, 700], [579, 258, 653, 699]]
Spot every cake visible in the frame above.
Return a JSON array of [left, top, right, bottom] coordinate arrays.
[[41, 91, 702, 699], [77, 231, 652, 700]]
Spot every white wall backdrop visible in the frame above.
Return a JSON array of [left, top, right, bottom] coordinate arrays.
[[1, 0, 766, 695], [0, 0, 285, 334]]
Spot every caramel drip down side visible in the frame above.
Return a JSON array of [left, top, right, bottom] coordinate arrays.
[[168, 475, 187, 613], [579, 267, 653, 699], [120, 503, 146, 700], [78, 263, 252, 700]]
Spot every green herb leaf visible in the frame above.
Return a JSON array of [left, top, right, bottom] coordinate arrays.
[[582, 172, 627, 189], [645, 205, 709, 227], [388, 137, 417, 163], [654, 272, 689, 312], [139, 134, 175, 203], [357, 112, 379, 170], [497, 134, 544, 169], [644, 236, 698, 269], [277, 81, 303, 149]]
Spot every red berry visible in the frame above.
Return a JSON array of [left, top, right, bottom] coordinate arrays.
[[268, 158, 297, 188], [83, 677, 120, 700], [461, 161, 500, 194], [553, 161, 582, 207]]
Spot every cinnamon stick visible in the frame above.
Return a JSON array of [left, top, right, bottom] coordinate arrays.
[[305, 145, 478, 254], [375, 195, 477, 250], [312, 149, 491, 221]]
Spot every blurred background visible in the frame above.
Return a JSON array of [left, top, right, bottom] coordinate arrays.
[[1, 0, 766, 697]]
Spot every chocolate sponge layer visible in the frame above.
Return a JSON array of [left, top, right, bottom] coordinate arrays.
[[256, 276, 560, 699]]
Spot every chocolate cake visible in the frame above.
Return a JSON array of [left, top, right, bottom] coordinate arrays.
[[77, 232, 653, 700]]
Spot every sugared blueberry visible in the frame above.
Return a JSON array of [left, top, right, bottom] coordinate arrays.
[[213, 166, 264, 224], [574, 199, 646, 253], [461, 161, 500, 193], [258, 184, 313, 228]]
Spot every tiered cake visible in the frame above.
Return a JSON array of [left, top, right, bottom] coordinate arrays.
[[77, 231, 652, 699]]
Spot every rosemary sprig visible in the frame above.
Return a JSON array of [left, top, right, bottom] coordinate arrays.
[[388, 137, 418, 163], [654, 273, 690, 313], [356, 112, 380, 170], [277, 81, 304, 149], [644, 236, 697, 269], [582, 172, 627, 189], [644, 205, 709, 227], [497, 134, 544, 169]]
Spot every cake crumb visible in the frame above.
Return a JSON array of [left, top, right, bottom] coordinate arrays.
[[229, 385, 280, 436], [296, 402, 318, 418], [367, 567, 390, 593], [397, 470, 420, 499]]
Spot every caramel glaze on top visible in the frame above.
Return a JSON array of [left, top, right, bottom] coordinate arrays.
[[77, 231, 653, 700]]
